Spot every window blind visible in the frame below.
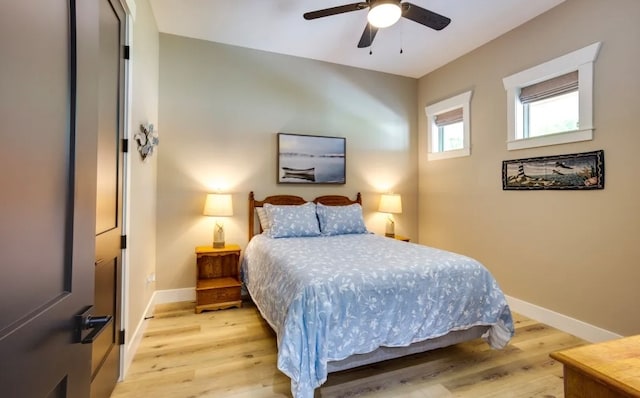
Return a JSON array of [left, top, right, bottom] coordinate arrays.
[[434, 108, 463, 126], [519, 71, 578, 104]]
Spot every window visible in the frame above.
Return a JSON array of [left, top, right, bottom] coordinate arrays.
[[425, 91, 472, 160], [522, 71, 579, 137], [434, 108, 464, 152], [503, 42, 601, 151]]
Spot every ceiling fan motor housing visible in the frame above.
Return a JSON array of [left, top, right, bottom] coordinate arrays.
[[367, 0, 402, 28]]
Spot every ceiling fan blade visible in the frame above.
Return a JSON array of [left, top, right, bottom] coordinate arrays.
[[303, 2, 368, 20], [357, 23, 378, 48], [401, 2, 451, 30]]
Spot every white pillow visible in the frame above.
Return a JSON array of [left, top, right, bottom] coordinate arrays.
[[256, 207, 271, 233]]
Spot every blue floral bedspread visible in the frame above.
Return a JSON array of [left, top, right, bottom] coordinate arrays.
[[241, 234, 514, 398]]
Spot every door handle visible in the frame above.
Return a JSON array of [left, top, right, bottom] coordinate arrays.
[[74, 306, 113, 344]]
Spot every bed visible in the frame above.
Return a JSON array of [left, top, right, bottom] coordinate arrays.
[[241, 192, 514, 398]]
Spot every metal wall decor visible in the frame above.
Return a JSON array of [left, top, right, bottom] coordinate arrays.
[[502, 150, 604, 190], [134, 123, 159, 161]]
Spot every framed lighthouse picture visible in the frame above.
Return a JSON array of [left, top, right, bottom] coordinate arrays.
[[502, 150, 604, 190]]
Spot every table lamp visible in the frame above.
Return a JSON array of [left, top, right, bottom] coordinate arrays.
[[203, 193, 233, 248], [378, 193, 402, 238]]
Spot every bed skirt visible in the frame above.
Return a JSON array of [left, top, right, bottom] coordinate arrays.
[[326, 325, 489, 373]]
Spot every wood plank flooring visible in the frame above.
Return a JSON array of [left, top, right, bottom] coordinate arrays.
[[111, 301, 586, 398]]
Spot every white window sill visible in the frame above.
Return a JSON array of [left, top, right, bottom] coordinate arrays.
[[427, 148, 470, 161], [507, 128, 593, 151]]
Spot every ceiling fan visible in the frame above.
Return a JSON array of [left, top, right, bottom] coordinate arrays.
[[303, 0, 451, 48]]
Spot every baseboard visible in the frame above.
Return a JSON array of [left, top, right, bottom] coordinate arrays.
[[121, 291, 157, 378], [506, 295, 621, 343], [153, 287, 196, 305], [121, 288, 196, 378]]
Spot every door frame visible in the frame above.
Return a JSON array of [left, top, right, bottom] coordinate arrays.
[[117, 0, 133, 380]]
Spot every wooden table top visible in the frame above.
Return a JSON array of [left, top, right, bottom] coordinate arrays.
[[550, 334, 640, 396]]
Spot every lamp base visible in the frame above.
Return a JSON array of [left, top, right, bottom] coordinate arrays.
[[385, 216, 395, 238], [213, 221, 225, 249]]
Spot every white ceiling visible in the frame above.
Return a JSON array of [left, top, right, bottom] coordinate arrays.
[[148, 0, 565, 78]]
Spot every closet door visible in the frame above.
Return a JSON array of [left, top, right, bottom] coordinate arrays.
[[0, 1, 100, 396]]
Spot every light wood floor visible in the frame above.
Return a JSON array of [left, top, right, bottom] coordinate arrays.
[[111, 300, 586, 398]]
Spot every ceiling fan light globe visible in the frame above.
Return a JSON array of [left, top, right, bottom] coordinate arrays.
[[367, 3, 401, 28]]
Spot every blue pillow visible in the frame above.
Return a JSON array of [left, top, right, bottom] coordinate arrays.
[[316, 203, 367, 236], [264, 202, 321, 238]]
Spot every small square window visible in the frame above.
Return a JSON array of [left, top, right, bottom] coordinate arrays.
[[425, 91, 472, 161]]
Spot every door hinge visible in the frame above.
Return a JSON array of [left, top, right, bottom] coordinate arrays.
[[119, 329, 125, 345], [122, 138, 129, 153], [123, 45, 130, 60], [120, 235, 127, 250]]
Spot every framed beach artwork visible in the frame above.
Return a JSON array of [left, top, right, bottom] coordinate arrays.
[[502, 150, 604, 190], [277, 133, 346, 184]]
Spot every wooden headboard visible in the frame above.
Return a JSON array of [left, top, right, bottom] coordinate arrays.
[[248, 191, 362, 239]]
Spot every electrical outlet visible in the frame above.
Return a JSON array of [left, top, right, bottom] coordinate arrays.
[[146, 272, 156, 284]]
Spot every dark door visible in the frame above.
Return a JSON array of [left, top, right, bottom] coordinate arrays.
[[92, 0, 126, 397], [0, 1, 100, 397]]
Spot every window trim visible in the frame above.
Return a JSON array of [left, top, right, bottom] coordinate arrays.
[[502, 42, 601, 151], [425, 90, 472, 161]]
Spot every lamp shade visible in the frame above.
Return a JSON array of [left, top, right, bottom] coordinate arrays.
[[203, 193, 233, 217], [378, 193, 402, 214], [367, 1, 402, 28]]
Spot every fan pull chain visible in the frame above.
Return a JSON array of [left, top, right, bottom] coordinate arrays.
[[400, 20, 404, 54]]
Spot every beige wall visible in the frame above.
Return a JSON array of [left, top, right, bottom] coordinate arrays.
[[156, 34, 418, 290], [126, 0, 158, 342], [418, 0, 640, 336]]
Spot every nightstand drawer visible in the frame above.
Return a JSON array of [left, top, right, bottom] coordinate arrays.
[[197, 285, 241, 304], [196, 277, 241, 312]]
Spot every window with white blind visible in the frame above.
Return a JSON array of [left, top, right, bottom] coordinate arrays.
[[425, 91, 472, 160], [503, 42, 601, 151]]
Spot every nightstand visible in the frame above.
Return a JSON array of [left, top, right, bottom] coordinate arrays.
[[392, 234, 410, 242], [194, 245, 242, 313]]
